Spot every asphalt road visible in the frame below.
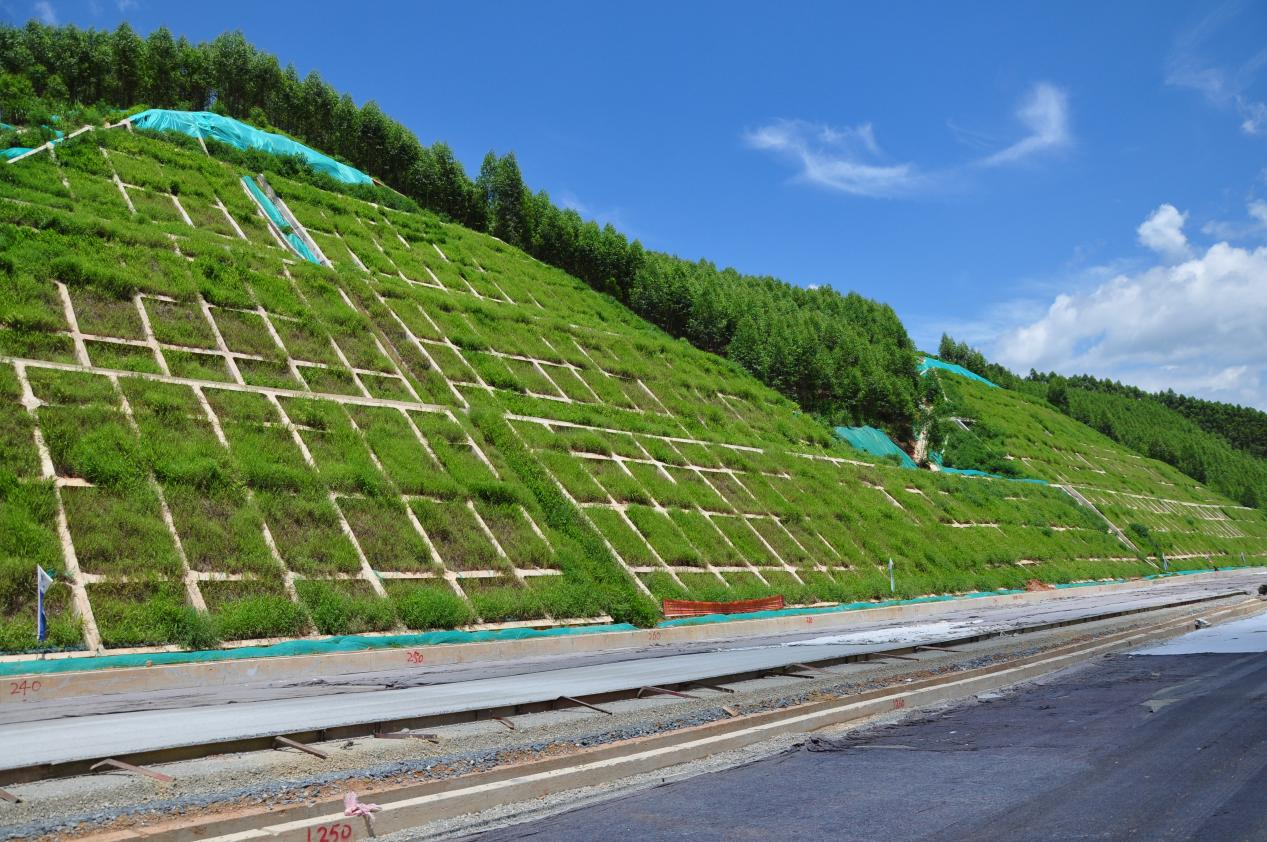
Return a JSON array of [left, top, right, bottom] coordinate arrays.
[[465, 610, 1267, 842], [0, 576, 1258, 774]]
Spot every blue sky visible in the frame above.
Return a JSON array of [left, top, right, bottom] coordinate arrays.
[[8, 1, 1267, 408]]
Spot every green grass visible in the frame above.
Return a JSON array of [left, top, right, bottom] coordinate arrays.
[[388, 580, 474, 629], [257, 492, 361, 575], [147, 299, 217, 348], [295, 579, 395, 635], [409, 498, 502, 571], [339, 495, 436, 571], [89, 580, 215, 649]]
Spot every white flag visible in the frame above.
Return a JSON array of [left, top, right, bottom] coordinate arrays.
[[37, 566, 53, 642]]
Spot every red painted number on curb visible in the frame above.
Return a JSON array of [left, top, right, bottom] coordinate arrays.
[[8, 679, 41, 699], [406, 650, 424, 665], [307, 822, 354, 842], [648, 631, 662, 642], [893, 698, 906, 710]]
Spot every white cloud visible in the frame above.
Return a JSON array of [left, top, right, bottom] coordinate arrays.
[[742, 119, 924, 198], [1137, 203, 1191, 261], [746, 82, 1070, 198], [979, 83, 1071, 166], [1203, 198, 1267, 240], [556, 190, 588, 215], [117, 0, 139, 10], [1167, 7, 1267, 135], [992, 205, 1267, 409], [32, 0, 56, 23], [554, 189, 632, 234]]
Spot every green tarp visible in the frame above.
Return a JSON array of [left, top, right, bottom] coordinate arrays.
[[242, 175, 322, 265], [919, 356, 999, 388], [834, 425, 918, 468], [928, 450, 1048, 484], [130, 109, 372, 186]]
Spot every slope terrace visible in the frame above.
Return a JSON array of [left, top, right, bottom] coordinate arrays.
[[0, 124, 1263, 655]]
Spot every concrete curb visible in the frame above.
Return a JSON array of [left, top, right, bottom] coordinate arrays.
[[104, 595, 1266, 842], [4, 570, 1258, 705]]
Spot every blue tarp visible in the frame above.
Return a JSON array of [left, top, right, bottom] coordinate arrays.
[[919, 356, 999, 388], [131, 109, 372, 186], [834, 425, 918, 469]]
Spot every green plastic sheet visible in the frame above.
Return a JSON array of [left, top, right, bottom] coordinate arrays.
[[927, 450, 1048, 484], [919, 356, 999, 388], [242, 175, 322, 264], [834, 425, 917, 468], [131, 109, 372, 186]]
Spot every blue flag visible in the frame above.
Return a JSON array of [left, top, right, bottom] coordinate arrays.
[[36, 566, 53, 641]]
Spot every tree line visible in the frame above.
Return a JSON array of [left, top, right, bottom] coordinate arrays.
[[0, 22, 920, 434], [938, 335, 1267, 508]]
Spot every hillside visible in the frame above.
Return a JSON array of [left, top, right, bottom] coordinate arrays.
[[937, 335, 1267, 508], [1, 121, 1265, 655], [939, 376, 1267, 561]]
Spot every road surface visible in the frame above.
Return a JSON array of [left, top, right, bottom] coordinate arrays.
[[463, 608, 1267, 841]]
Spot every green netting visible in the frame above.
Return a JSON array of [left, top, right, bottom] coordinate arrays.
[[0, 622, 638, 677], [242, 175, 322, 264], [834, 425, 917, 468], [927, 450, 1048, 484], [919, 356, 999, 388], [130, 109, 372, 186]]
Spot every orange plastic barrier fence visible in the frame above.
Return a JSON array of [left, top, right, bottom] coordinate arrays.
[[662, 595, 785, 619]]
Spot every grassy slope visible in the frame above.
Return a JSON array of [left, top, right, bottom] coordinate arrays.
[[946, 377, 1267, 562], [0, 125, 1264, 652]]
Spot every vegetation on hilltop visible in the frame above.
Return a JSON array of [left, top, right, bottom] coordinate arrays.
[[938, 335, 1267, 508], [0, 21, 919, 434]]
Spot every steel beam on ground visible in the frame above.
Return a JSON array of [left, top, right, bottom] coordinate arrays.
[[790, 663, 838, 675], [689, 682, 736, 694], [274, 736, 328, 759], [557, 696, 613, 715], [373, 731, 439, 743], [89, 758, 173, 783], [638, 686, 697, 700]]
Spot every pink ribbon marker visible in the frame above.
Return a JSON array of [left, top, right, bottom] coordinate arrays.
[[344, 792, 382, 823]]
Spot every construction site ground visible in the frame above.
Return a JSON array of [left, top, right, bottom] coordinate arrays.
[[2, 571, 1264, 839]]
